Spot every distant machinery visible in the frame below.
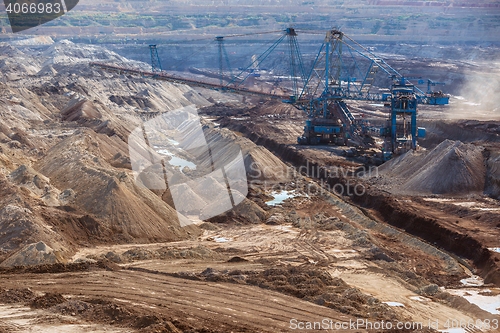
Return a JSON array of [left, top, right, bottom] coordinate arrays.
[[385, 78, 420, 155], [282, 29, 449, 156], [215, 36, 233, 86], [92, 28, 450, 157], [292, 29, 357, 146], [381, 78, 448, 155], [149, 45, 162, 73], [425, 79, 449, 105]]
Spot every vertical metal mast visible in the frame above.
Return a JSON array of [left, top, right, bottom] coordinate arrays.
[[149, 45, 162, 73]]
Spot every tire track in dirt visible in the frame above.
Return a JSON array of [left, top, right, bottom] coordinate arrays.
[[294, 231, 336, 263], [1, 270, 360, 332]]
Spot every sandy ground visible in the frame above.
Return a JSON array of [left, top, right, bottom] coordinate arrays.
[[2, 194, 499, 332], [0, 304, 128, 333]]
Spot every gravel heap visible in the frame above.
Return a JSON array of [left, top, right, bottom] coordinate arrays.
[[378, 140, 485, 194]]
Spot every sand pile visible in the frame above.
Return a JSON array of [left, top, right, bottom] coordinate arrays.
[[0, 44, 41, 77], [10, 36, 54, 46], [169, 183, 207, 215], [200, 191, 238, 220], [42, 40, 132, 65], [0, 166, 88, 262], [8, 165, 65, 206], [191, 176, 230, 201], [0, 42, 217, 262], [206, 194, 267, 224], [244, 146, 291, 181], [9, 165, 50, 193], [200, 124, 291, 182], [36, 130, 197, 242], [0, 242, 62, 268], [61, 99, 102, 121], [378, 140, 485, 194], [0, 199, 68, 258], [0, 44, 25, 58]]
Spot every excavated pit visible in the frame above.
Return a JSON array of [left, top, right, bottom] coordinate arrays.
[[1, 39, 500, 332], [220, 115, 500, 287]]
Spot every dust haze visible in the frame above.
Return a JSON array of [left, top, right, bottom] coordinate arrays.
[[450, 60, 500, 120]]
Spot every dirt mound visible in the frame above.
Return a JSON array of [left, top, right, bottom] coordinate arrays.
[[169, 183, 207, 215], [30, 293, 66, 309], [198, 222, 220, 231], [207, 197, 267, 224], [36, 130, 198, 243], [198, 121, 291, 183], [9, 165, 47, 186], [61, 98, 102, 121], [186, 266, 398, 320], [121, 248, 155, 261], [10, 36, 54, 46], [42, 40, 136, 66], [191, 176, 230, 202], [0, 44, 25, 58], [0, 241, 62, 268], [90, 245, 225, 263], [378, 140, 486, 194], [227, 256, 248, 263], [0, 288, 35, 304], [420, 120, 500, 149], [0, 44, 41, 76], [51, 298, 183, 333], [244, 146, 292, 182], [0, 196, 72, 263], [157, 245, 224, 260], [7, 165, 62, 207], [0, 260, 118, 275]]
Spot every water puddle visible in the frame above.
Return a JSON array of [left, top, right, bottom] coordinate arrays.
[[167, 138, 180, 146], [460, 275, 484, 287], [447, 289, 500, 315], [274, 225, 294, 232], [214, 237, 231, 243], [157, 149, 197, 170], [489, 248, 500, 253], [383, 301, 405, 307], [265, 190, 302, 206], [168, 156, 197, 170], [408, 295, 430, 302]]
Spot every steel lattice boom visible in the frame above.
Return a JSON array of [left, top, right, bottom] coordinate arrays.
[[90, 27, 449, 157]]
